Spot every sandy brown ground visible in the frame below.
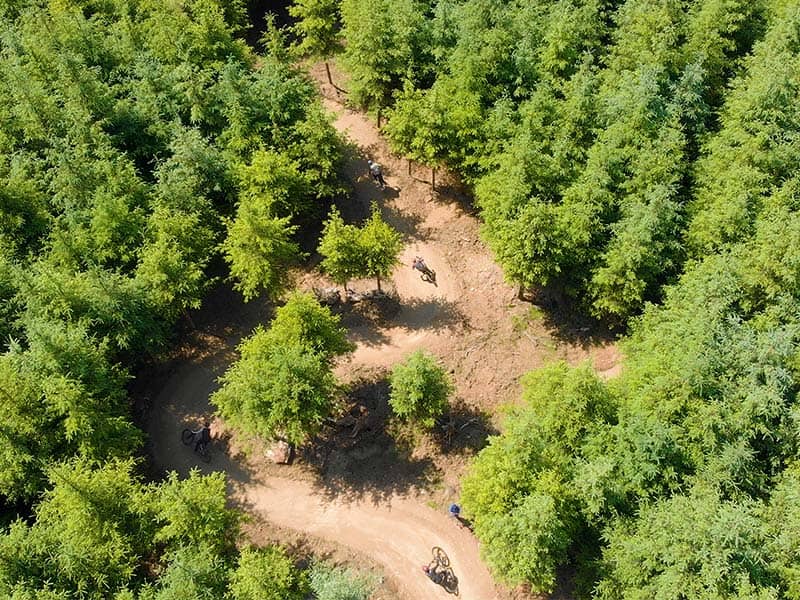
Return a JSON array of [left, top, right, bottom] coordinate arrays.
[[142, 62, 621, 600]]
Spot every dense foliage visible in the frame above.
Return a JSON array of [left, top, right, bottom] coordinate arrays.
[[0, 0, 343, 503], [0, 0, 345, 596], [211, 292, 353, 445], [337, 0, 773, 321], [389, 350, 453, 428], [331, 0, 800, 597], [4, 0, 800, 597], [0, 459, 309, 599], [318, 202, 403, 291]]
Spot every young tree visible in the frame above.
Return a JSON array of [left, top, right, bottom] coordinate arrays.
[[143, 470, 240, 556], [384, 85, 445, 188], [358, 202, 403, 292], [318, 206, 362, 291], [221, 205, 302, 302], [290, 0, 341, 86], [389, 350, 452, 428], [211, 334, 340, 446], [212, 293, 351, 444], [266, 291, 354, 361], [211, 293, 352, 445], [339, 0, 432, 114], [228, 546, 309, 600]]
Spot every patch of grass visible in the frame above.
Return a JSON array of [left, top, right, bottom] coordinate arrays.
[[511, 305, 545, 333], [308, 560, 382, 600], [527, 305, 545, 321]]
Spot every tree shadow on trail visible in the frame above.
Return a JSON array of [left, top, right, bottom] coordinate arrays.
[[332, 294, 468, 349], [379, 197, 428, 240], [393, 297, 468, 333], [337, 139, 428, 239], [301, 375, 436, 505], [523, 285, 620, 350], [432, 402, 497, 456]]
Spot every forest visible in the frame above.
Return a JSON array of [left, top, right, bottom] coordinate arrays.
[[1, 0, 800, 598]]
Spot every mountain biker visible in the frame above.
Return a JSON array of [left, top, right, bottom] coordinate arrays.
[[422, 564, 443, 585], [193, 422, 211, 453], [412, 256, 430, 275], [449, 503, 463, 526], [367, 159, 387, 188]]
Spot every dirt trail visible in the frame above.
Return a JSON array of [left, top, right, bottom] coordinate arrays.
[[147, 355, 497, 599], [145, 65, 620, 600]]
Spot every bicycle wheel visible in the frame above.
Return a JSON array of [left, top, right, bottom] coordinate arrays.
[[197, 443, 211, 463], [432, 546, 450, 568], [181, 429, 194, 445], [437, 569, 458, 595]]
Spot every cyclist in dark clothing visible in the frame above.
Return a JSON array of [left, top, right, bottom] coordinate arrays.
[[422, 565, 443, 584], [367, 159, 387, 188], [193, 422, 211, 453]]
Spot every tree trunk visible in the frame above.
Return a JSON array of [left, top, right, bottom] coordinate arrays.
[[324, 61, 333, 86], [376, 275, 382, 292], [377, 108, 382, 128], [408, 160, 412, 176], [183, 308, 196, 330], [432, 167, 436, 191]]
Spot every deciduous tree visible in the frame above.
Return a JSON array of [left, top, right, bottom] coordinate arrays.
[[389, 350, 452, 428]]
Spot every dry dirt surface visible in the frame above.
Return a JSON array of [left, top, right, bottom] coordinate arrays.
[[142, 63, 621, 600]]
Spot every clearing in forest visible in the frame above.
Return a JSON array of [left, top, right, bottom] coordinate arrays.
[[142, 62, 619, 600]]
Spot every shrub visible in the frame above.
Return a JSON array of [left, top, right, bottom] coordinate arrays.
[[389, 350, 453, 428], [308, 561, 380, 600]]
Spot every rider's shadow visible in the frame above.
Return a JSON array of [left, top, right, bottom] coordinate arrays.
[[441, 568, 459, 595]]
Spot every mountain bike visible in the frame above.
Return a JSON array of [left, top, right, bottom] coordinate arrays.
[[419, 266, 436, 283], [181, 428, 211, 462], [422, 546, 459, 595], [413, 257, 436, 283]]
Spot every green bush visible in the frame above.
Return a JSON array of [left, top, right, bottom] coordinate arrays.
[[389, 350, 453, 428], [228, 547, 309, 600], [309, 561, 380, 600]]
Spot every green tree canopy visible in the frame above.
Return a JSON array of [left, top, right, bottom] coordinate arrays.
[[221, 207, 301, 302], [290, 0, 341, 86], [318, 203, 403, 292], [358, 203, 403, 291], [265, 291, 355, 360], [211, 294, 351, 445], [318, 206, 363, 290], [228, 546, 309, 600], [389, 350, 453, 428], [211, 333, 340, 446]]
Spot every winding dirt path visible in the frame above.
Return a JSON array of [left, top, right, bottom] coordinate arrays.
[[145, 66, 617, 600]]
